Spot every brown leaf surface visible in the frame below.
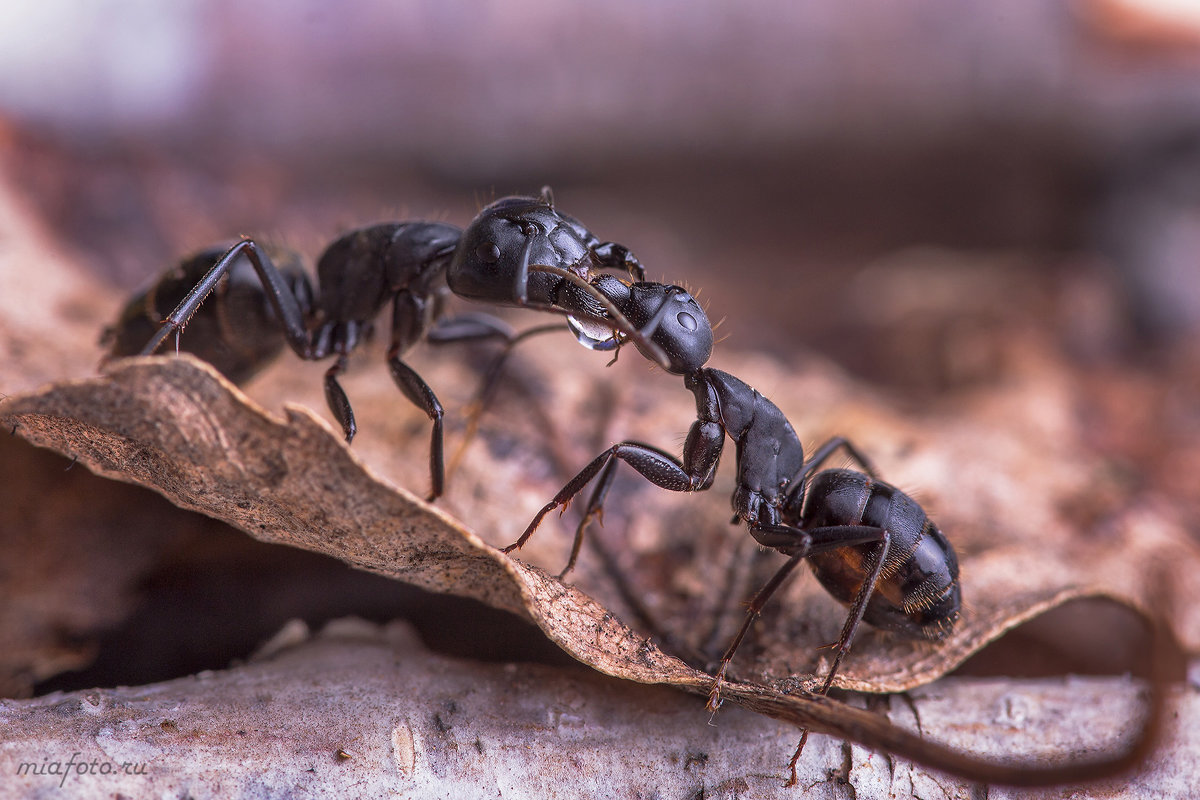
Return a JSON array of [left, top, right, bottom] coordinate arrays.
[[3, 354, 697, 683], [7, 346, 1197, 692]]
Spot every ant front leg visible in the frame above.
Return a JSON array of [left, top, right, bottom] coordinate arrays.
[[141, 238, 311, 359], [507, 442, 697, 579], [506, 415, 724, 578]]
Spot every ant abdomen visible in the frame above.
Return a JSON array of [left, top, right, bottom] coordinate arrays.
[[104, 243, 313, 385], [801, 469, 961, 640]]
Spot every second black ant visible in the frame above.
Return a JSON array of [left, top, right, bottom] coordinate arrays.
[[503, 304, 961, 781]]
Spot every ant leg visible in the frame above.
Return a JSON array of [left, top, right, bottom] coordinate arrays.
[[801, 434, 878, 479], [427, 311, 561, 429], [566, 420, 715, 590], [710, 523, 887, 710], [506, 451, 613, 554], [809, 526, 892, 695], [559, 456, 622, 578], [507, 410, 723, 571], [782, 436, 878, 513], [785, 738, 807, 788], [323, 355, 356, 443], [426, 313, 565, 466], [387, 355, 445, 502], [425, 311, 519, 346], [464, 322, 562, 414], [424, 312, 522, 458], [707, 552, 806, 711], [803, 436, 877, 478], [749, 523, 891, 695], [388, 291, 445, 501], [789, 525, 892, 785], [747, 522, 885, 554], [505, 441, 702, 565], [141, 239, 311, 358]]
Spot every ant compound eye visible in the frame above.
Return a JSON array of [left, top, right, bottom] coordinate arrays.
[[676, 311, 698, 331], [476, 242, 501, 264]]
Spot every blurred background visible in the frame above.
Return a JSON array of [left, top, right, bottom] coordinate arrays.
[[2, 0, 1199, 695]]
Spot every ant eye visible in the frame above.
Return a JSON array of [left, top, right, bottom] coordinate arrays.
[[677, 311, 697, 331], [476, 242, 501, 264]]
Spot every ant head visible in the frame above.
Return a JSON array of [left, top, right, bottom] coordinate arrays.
[[626, 283, 713, 374], [450, 195, 593, 305]]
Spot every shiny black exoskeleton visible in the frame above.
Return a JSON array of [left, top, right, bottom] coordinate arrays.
[[110, 221, 462, 503], [449, 194, 641, 308], [447, 190, 691, 368], [506, 358, 960, 721], [719, 452, 962, 689], [790, 469, 961, 639], [111, 189, 697, 500], [738, 460, 960, 784], [104, 243, 314, 385]]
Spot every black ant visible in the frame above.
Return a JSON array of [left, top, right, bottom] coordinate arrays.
[[105, 189, 692, 500], [504, 344, 961, 775]]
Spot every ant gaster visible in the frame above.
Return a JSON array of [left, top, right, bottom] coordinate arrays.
[[504, 311, 961, 771], [109, 189, 689, 500], [103, 243, 314, 385]]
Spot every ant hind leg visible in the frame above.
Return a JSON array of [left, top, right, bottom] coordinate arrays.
[[787, 526, 893, 785], [141, 239, 311, 359]]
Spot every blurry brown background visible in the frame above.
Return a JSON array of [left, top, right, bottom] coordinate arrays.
[[2, 0, 1199, 696]]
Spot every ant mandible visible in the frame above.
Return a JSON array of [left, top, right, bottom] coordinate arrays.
[[107, 189, 689, 501]]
